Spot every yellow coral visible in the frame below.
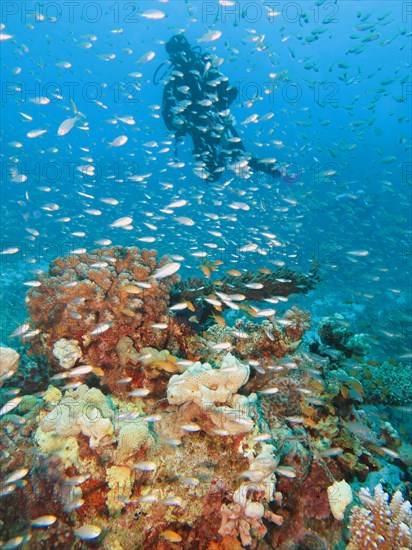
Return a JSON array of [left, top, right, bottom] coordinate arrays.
[[106, 466, 135, 516], [43, 385, 62, 404], [38, 384, 114, 448], [35, 429, 80, 469]]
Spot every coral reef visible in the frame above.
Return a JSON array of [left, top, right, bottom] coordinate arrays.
[[347, 483, 412, 549], [25, 246, 181, 396], [2, 245, 409, 549], [284, 306, 312, 342], [199, 317, 303, 366]]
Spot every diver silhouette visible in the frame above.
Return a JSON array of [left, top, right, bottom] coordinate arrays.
[[158, 34, 281, 183]]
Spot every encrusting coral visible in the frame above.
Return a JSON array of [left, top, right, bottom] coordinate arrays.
[[327, 479, 353, 521], [347, 483, 412, 549], [115, 418, 152, 463], [355, 360, 412, 405]]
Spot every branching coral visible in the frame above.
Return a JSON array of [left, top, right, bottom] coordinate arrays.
[[347, 483, 412, 550], [219, 442, 283, 547], [219, 501, 282, 547], [170, 268, 320, 326]]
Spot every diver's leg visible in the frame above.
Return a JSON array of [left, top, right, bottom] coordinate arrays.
[[191, 133, 220, 182]]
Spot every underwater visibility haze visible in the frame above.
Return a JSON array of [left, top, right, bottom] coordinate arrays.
[[0, 0, 411, 548]]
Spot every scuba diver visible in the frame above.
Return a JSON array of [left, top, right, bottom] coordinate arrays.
[[157, 34, 282, 183]]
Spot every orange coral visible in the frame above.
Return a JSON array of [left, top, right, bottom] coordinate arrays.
[[26, 246, 181, 395]]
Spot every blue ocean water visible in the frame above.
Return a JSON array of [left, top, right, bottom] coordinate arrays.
[[1, 2, 412, 548]]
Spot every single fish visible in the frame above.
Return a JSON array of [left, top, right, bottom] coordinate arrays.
[[275, 466, 297, 478], [63, 498, 84, 512], [63, 474, 90, 486], [134, 461, 157, 472], [149, 323, 168, 330], [198, 30, 222, 43], [211, 342, 232, 351], [138, 494, 158, 503], [90, 322, 113, 336], [4, 468, 29, 485], [161, 530, 183, 542], [138, 51, 155, 63], [161, 495, 183, 506], [109, 135, 128, 147], [180, 422, 201, 432], [1, 536, 25, 549], [258, 387, 279, 395], [57, 115, 79, 136], [31, 515, 57, 527], [0, 396, 22, 416], [152, 262, 180, 279], [129, 388, 150, 398], [74, 525, 101, 540], [142, 415, 162, 423], [320, 447, 344, 457]]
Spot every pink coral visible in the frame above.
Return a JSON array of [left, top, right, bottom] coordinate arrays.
[[219, 501, 282, 547]]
